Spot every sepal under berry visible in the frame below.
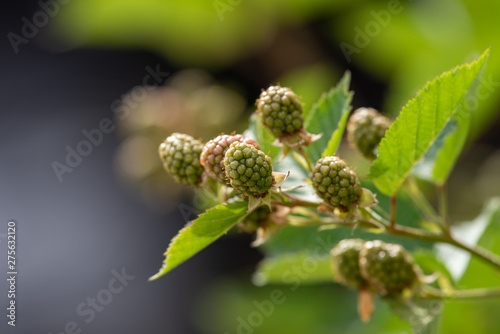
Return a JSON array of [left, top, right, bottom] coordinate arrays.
[[359, 188, 378, 208], [239, 206, 271, 234], [251, 206, 289, 247]]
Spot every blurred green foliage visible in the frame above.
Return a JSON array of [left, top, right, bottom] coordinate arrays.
[[194, 277, 416, 334], [53, 0, 500, 137], [53, 0, 350, 66]]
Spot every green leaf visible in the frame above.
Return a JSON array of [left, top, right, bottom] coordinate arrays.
[[435, 197, 500, 283], [244, 113, 281, 162], [252, 251, 333, 286], [199, 278, 410, 334], [430, 115, 470, 183], [412, 85, 477, 184], [369, 50, 489, 195], [412, 119, 460, 182], [321, 108, 351, 159], [305, 72, 353, 162], [385, 297, 443, 334], [149, 201, 248, 280]]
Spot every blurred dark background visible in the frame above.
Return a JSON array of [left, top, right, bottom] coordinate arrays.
[[1, 0, 499, 333], [0, 2, 255, 334]]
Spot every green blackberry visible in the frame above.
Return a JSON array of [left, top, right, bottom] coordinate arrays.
[[158, 133, 204, 185], [223, 142, 274, 197], [359, 240, 420, 295], [200, 134, 260, 184], [311, 156, 362, 211], [346, 108, 391, 160], [331, 239, 367, 289], [256, 85, 304, 138]]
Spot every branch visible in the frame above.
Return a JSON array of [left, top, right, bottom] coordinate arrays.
[[421, 285, 500, 300], [360, 208, 500, 271], [389, 225, 500, 271]]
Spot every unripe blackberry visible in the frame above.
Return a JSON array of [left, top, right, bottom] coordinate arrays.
[[311, 156, 362, 211], [159, 133, 204, 185], [223, 142, 274, 197], [200, 134, 260, 184], [331, 239, 367, 289], [347, 108, 391, 160], [256, 85, 304, 138], [359, 240, 419, 295]]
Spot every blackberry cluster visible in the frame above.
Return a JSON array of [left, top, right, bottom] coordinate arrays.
[[331, 239, 420, 296]]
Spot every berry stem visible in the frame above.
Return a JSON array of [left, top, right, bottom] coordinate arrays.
[[404, 177, 441, 223], [297, 147, 313, 172], [390, 195, 397, 228], [279, 193, 321, 208], [359, 208, 388, 227]]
